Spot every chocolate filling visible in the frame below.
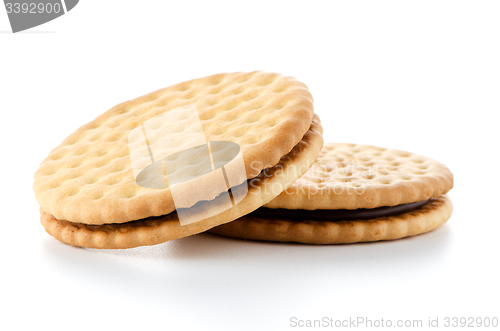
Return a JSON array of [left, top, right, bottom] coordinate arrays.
[[249, 200, 430, 222]]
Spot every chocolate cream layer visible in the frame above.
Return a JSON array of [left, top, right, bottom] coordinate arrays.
[[249, 200, 430, 222]]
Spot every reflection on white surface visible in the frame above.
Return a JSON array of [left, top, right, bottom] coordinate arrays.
[[40, 226, 453, 329]]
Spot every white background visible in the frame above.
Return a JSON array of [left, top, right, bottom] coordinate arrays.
[[1, 1, 499, 330]]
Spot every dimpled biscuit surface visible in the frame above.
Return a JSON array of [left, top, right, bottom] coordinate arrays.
[[264, 143, 453, 210], [34, 72, 314, 225]]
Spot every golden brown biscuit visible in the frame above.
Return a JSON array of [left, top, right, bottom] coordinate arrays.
[[209, 143, 453, 244], [40, 117, 324, 249], [264, 143, 453, 210], [34, 71, 315, 225]]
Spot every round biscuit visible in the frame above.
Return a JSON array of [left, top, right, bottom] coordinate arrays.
[[34, 72, 315, 224], [40, 115, 324, 249], [264, 142, 453, 210]]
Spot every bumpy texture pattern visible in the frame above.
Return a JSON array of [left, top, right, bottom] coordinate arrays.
[[209, 196, 452, 244], [40, 116, 324, 249], [264, 143, 453, 210], [34, 72, 315, 225]]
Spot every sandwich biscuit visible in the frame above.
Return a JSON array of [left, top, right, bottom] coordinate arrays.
[[35, 72, 323, 248], [209, 143, 453, 244]]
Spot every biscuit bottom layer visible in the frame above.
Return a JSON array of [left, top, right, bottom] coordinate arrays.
[[249, 200, 430, 222], [209, 196, 452, 244]]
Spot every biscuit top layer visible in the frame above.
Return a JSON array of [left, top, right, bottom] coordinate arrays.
[[264, 143, 453, 210], [34, 72, 314, 224]]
